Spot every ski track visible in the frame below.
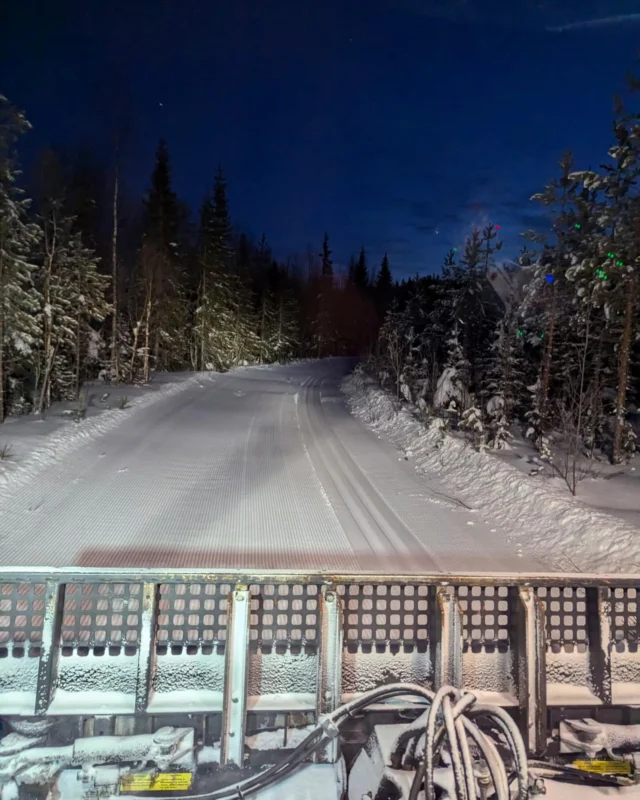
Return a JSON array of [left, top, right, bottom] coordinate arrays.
[[0, 359, 535, 572]]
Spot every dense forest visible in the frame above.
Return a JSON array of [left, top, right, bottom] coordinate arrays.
[[0, 94, 389, 423], [372, 81, 640, 475], [2, 82, 640, 476]]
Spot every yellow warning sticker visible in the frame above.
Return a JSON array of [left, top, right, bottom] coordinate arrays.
[[573, 760, 632, 776], [120, 772, 194, 792]]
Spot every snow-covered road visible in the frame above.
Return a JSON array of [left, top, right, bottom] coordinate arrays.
[[0, 359, 539, 571]]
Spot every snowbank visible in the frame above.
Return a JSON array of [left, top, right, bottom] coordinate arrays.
[[343, 368, 640, 573], [0, 372, 209, 505]]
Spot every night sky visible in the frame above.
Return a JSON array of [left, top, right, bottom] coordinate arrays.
[[4, 0, 640, 277]]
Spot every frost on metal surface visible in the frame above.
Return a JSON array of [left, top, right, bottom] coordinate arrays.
[[51, 653, 138, 714], [248, 649, 318, 699], [342, 647, 432, 695], [149, 651, 226, 713]]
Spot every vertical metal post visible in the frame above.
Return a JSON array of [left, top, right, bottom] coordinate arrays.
[[589, 588, 612, 705], [517, 587, 547, 756], [35, 581, 63, 715], [221, 584, 250, 767], [434, 586, 462, 689], [135, 583, 157, 714], [316, 586, 343, 763]]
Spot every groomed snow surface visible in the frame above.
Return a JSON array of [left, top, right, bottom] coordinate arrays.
[[0, 358, 637, 573], [0, 358, 535, 572], [344, 367, 640, 574]]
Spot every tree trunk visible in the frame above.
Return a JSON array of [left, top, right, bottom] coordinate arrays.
[[199, 271, 206, 371], [129, 323, 140, 383], [0, 249, 5, 423], [538, 278, 558, 424], [612, 274, 637, 463], [111, 157, 119, 383], [143, 293, 152, 384], [36, 213, 56, 414], [74, 314, 82, 399]]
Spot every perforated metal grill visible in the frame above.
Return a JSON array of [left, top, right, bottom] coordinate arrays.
[[157, 583, 230, 652], [0, 583, 46, 656], [611, 587, 638, 645], [249, 584, 319, 648], [338, 584, 429, 647], [457, 586, 512, 648], [61, 583, 141, 652], [536, 587, 588, 652]]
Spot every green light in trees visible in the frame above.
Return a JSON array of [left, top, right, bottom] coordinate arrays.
[[574, 223, 581, 229]]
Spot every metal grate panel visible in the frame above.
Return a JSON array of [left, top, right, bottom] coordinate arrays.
[[61, 583, 142, 653], [611, 587, 638, 646], [0, 583, 46, 656], [457, 586, 512, 648], [157, 583, 230, 652], [338, 583, 429, 647], [536, 587, 588, 652], [249, 584, 319, 648]]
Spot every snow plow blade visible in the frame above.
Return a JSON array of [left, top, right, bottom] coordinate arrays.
[[0, 568, 638, 795]]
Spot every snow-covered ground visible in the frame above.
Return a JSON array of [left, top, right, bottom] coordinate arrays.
[[0, 358, 539, 572], [343, 368, 640, 574]]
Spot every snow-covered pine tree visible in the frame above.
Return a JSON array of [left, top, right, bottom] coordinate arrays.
[[314, 233, 336, 356], [484, 304, 524, 449], [0, 96, 41, 420], [32, 199, 108, 409], [460, 400, 485, 450], [572, 83, 640, 463], [63, 233, 110, 397], [139, 140, 190, 375], [435, 323, 470, 418], [194, 167, 236, 370], [377, 299, 416, 397]]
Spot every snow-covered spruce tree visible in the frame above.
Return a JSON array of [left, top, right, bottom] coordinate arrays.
[[194, 168, 235, 370], [32, 199, 108, 410], [227, 270, 259, 366], [0, 96, 41, 420], [484, 298, 525, 450], [396, 288, 432, 410], [570, 84, 640, 463], [460, 400, 485, 450], [446, 226, 501, 392], [134, 139, 190, 379], [522, 153, 586, 449], [377, 299, 417, 397], [314, 233, 336, 357], [434, 323, 470, 419], [256, 254, 300, 364], [63, 233, 110, 398]]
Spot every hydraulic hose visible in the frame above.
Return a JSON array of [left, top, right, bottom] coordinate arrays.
[[110, 683, 528, 800]]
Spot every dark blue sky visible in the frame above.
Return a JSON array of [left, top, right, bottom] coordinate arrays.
[[4, 0, 640, 277]]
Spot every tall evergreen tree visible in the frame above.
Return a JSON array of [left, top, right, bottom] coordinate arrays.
[[320, 232, 333, 278], [375, 253, 393, 316], [354, 246, 369, 289], [0, 96, 40, 420]]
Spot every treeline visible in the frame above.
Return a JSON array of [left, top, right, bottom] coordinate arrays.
[[374, 82, 640, 477], [0, 95, 392, 421]]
